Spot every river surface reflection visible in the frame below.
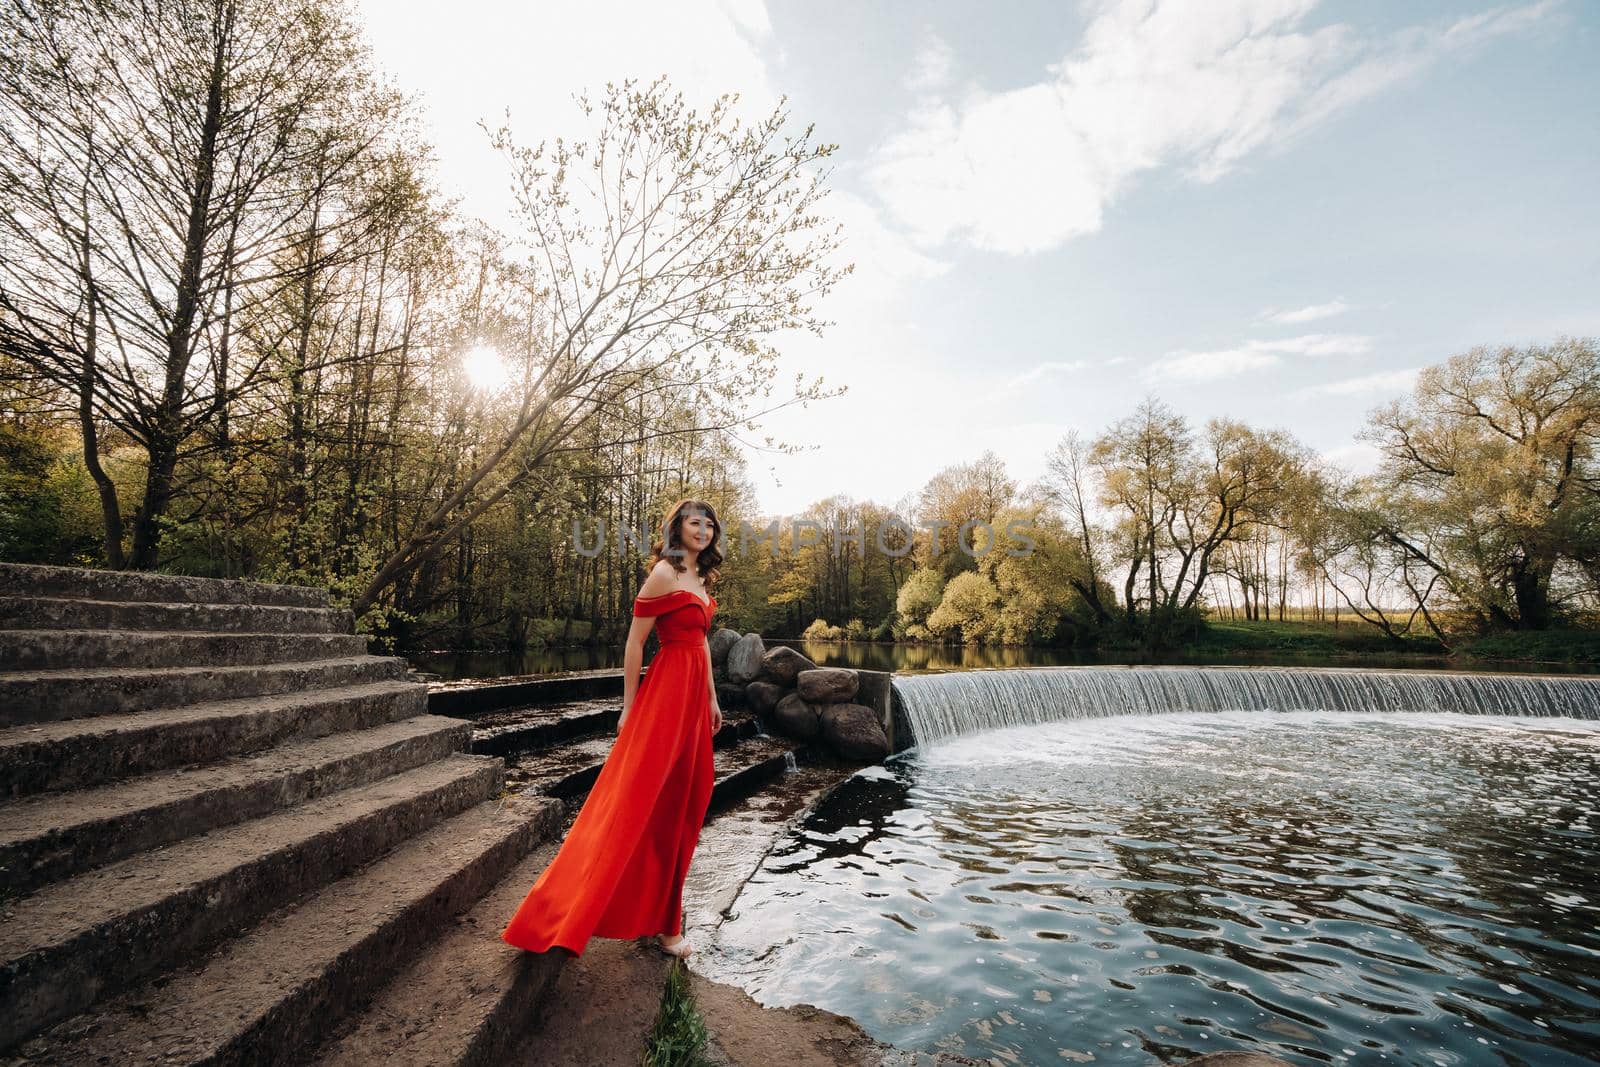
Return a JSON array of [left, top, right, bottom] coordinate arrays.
[[700, 711, 1600, 1065]]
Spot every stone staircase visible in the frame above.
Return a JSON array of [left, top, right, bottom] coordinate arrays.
[[0, 563, 809, 1066], [0, 563, 562, 1066]]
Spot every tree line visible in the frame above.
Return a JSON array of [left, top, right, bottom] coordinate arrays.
[[4, 3, 1596, 654], [884, 336, 1600, 652]]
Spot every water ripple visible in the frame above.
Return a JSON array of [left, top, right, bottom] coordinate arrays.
[[700, 711, 1600, 1065]]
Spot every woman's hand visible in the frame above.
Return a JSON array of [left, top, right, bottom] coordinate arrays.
[[618, 704, 630, 734], [709, 703, 723, 734]]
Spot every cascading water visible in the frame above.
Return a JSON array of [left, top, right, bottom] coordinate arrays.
[[892, 665, 1600, 747], [703, 665, 1600, 1062]]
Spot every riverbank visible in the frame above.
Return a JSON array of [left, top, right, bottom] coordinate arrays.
[[408, 622, 1600, 684], [510, 762, 983, 1066], [1172, 619, 1600, 669]]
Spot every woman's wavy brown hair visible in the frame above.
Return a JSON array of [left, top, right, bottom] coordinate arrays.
[[647, 498, 723, 591]]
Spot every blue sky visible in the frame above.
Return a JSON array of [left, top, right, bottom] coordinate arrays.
[[355, 0, 1599, 514]]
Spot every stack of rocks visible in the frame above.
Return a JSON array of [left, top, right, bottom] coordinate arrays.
[[708, 629, 890, 762]]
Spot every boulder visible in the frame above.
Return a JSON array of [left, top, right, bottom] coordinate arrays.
[[797, 667, 859, 703], [744, 680, 786, 715], [757, 645, 817, 686], [725, 633, 766, 684], [821, 703, 889, 761], [709, 628, 741, 669], [715, 681, 745, 709], [771, 691, 822, 740]]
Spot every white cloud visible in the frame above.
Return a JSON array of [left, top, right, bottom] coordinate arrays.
[[906, 33, 955, 93], [1260, 299, 1353, 324], [1146, 345, 1281, 381], [1144, 333, 1371, 381], [1266, 333, 1373, 356], [866, 0, 1557, 254], [1296, 367, 1421, 398], [989, 359, 1091, 397]]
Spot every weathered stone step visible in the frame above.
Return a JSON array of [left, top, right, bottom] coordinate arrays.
[[0, 630, 368, 671], [0, 655, 408, 726], [0, 563, 329, 609], [0, 752, 503, 1051], [3, 794, 563, 1067], [477, 704, 758, 762], [707, 735, 807, 810], [471, 698, 619, 756], [509, 727, 799, 807], [428, 669, 622, 717], [0, 595, 353, 634], [305, 837, 567, 1067], [0, 715, 473, 897], [0, 680, 427, 800]]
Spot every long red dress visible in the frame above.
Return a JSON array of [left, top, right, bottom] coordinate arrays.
[[500, 589, 718, 957]]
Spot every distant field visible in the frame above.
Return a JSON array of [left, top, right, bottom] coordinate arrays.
[[1181, 618, 1600, 668], [1191, 619, 1447, 656]]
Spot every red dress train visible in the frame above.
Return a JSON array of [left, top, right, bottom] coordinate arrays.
[[500, 589, 718, 957]]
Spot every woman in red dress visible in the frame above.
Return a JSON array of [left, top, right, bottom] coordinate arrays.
[[501, 499, 725, 960]]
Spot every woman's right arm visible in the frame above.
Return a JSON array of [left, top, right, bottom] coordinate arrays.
[[621, 614, 655, 725], [621, 562, 678, 730]]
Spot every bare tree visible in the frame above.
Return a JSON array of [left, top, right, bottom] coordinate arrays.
[[0, 0, 400, 566], [350, 79, 850, 615]]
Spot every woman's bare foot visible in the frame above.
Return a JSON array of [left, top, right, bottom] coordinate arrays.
[[656, 933, 693, 959]]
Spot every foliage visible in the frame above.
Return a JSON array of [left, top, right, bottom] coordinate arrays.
[[1083, 398, 1312, 648], [1354, 337, 1600, 630], [926, 570, 1003, 643], [895, 567, 945, 634], [642, 958, 713, 1067], [802, 617, 845, 641]]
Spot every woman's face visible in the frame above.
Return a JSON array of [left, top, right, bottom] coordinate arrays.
[[680, 509, 715, 553]]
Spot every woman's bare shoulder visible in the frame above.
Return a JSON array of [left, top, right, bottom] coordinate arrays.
[[637, 560, 679, 599]]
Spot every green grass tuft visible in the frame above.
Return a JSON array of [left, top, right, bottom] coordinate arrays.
[[1460, 628, 1600, 667], [642, 957, 714, 1067]]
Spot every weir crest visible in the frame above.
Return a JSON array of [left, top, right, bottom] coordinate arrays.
[[890, 665, 1600, 748]]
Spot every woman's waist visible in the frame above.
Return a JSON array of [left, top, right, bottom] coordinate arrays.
[[656, 637, 705, 648]]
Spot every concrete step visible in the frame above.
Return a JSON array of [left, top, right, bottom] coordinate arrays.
[[471, 698, 619, 756], [306, 735, 813, 1067], [0, 752, 504, 1051], [306, 837, 568, 1067], [3, 794, 564, 1067], [428, 669, 623, 717], [706, 735, 806, 812], [0, 680, 427, 800], [478, 704, 757, 766], [0, 595, 353, 634], [0, 715, 474, 896], [0, 563, 329, 609], [0, 655, 408, 726], [0, 630, 368, 671], [508, 727, 800, 809]]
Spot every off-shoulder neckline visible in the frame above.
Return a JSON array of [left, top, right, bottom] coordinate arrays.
[[636, 588, 714, 608]]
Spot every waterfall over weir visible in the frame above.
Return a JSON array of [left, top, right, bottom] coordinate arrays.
[[890, 665, 1600, 748]]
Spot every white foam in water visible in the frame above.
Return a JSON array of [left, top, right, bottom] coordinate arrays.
[[893, 666, 1600, 749]]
